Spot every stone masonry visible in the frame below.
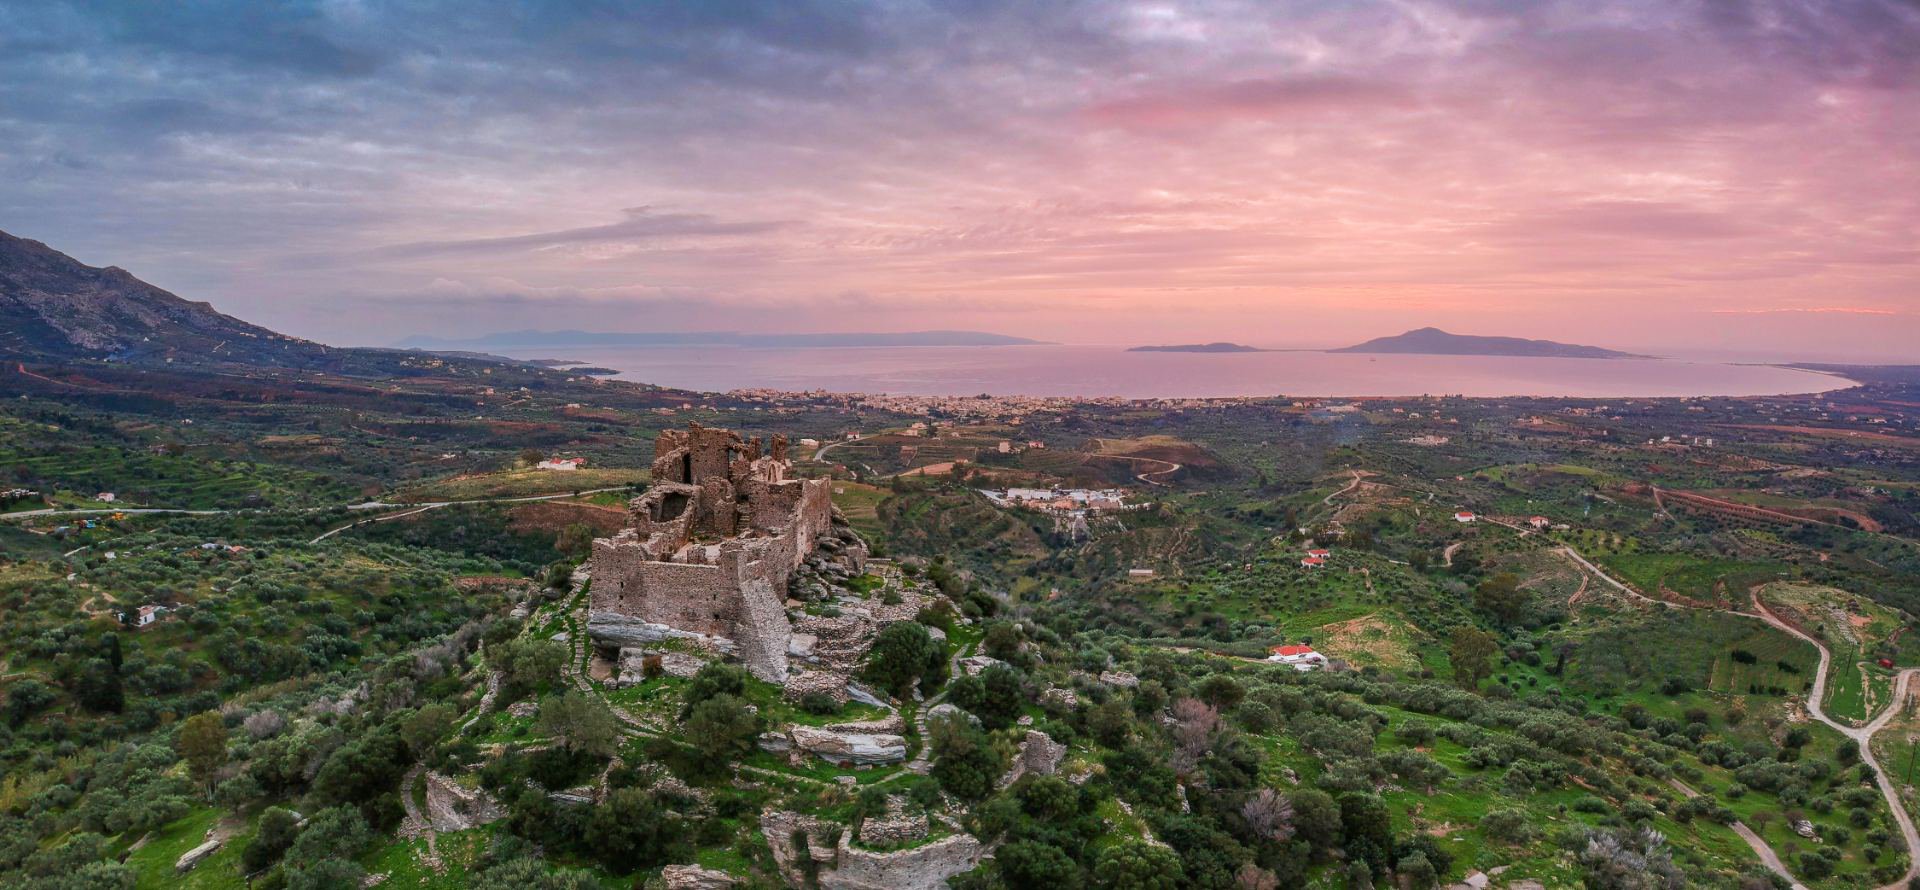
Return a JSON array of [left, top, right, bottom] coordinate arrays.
[[586, 424, 866, 682]]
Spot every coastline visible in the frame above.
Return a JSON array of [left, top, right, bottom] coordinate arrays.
[[507, 344, 1860, 401]]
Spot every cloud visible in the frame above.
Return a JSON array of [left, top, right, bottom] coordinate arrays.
[[1479, 201, 1760, 242], [358, 209, 797, 260], [1712, 306, 1903, 315], [1083, 75, 1415, 129]]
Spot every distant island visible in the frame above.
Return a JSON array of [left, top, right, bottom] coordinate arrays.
[[397, 329, 1050, 350], [1330, 327, 1646, 359], [1128, 342, 1269, 353]]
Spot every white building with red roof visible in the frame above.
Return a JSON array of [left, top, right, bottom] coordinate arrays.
[[1267, 644, 1328, 672], [1453, 511, 1476, 523]]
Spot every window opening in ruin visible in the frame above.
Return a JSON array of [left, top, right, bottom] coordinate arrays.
[[654, 490, 690, 521]]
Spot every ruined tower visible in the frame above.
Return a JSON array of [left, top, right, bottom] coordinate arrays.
[[584, 423, 862, 682]]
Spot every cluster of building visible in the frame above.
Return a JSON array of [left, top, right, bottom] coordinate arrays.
[[980, 487, 1131, 512]]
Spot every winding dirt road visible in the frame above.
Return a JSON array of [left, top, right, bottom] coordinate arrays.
[[1749, 591, 1920, 890]]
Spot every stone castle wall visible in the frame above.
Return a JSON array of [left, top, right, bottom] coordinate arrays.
[[586, 424, 847, 683]]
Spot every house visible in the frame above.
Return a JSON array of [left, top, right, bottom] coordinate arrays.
[[996, 441, 1012, 453], [1267, 644, 1328, 672], [1453, 511, 1477, 523], [798, 438, 820, 449], [96, 492, 116, 503], [1307, 548, 1332, 559], [134, 605, 169, 628], [536, 457, 585, 471], [1528, 516, 1551, 529], [1027, 441, 1047, 449], [1299, 556, 1326, 569], [1127, 568, 1155, 578]]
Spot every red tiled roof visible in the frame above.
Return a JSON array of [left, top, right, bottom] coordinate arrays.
[[1271, 645, 1317, 656]]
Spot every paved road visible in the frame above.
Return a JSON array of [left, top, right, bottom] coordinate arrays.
[[7, 486, 635, 523], [1750, 591, 1920, 890], [812, 435, 866, 462], [19, 487, 636, 555]]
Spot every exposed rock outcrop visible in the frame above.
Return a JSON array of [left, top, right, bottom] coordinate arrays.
[[662, 864, 738, 889], [175, 838, 221, 874], [787, 726, 907, 766], [422, 770, 504, 832], [957, 655, 1006, 676]]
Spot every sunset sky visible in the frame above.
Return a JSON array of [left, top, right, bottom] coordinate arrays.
[[2, 1, 1917, 361]]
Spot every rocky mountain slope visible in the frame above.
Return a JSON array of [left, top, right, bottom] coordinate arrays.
[[0, 229, 324, 366]]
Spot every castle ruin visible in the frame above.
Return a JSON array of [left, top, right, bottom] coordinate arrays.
[[585, 424, 865, 682]]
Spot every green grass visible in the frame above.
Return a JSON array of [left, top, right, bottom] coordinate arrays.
[[124, 806, 250, 890]]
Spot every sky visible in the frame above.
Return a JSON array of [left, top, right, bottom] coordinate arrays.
[[1, 0, 1917, 362]]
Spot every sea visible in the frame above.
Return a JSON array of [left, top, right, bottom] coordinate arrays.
[[519, 345, 1851, 399]]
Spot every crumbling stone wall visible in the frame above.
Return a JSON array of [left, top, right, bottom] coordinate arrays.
[[586, 423, 863, 682], [761, 811, 985, 890]]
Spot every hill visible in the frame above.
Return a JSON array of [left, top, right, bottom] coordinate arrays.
[[1332, 326, 1643, 359], [0, 229, 325, 366]]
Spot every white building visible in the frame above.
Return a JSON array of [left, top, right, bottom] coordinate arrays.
[[1268, 645, 1328, 672], [536, 457, 584, 471]]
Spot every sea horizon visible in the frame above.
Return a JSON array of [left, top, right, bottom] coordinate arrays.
[[493, 343, 1856, 400]]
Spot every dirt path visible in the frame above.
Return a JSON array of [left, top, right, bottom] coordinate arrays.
[[1322, 470, 1367, 506], [1441, 542, 1464, 568], [1090, 453, 1182, 487], [1553, 545, 1674, 609], [1668, 778, 1806, 889], [1750, 590, 1920, 890]]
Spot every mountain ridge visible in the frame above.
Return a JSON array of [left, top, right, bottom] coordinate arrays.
[[1331, 326, 1646, 359], [396, 329, 1051, 350], [0, 229, 326, 366]]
